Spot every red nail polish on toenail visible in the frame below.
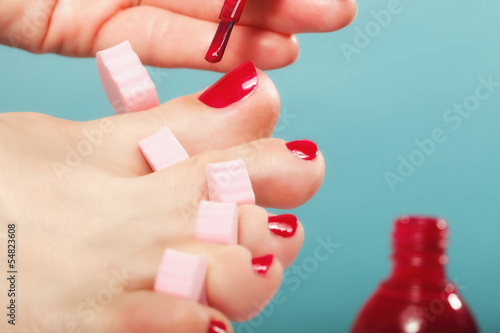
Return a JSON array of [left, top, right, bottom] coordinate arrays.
[[199, 61, 258, 108], [208, 319, 227, 333], [268, 214, 298, 238], [286, 140, 319, 161], [252, 254, 274, 275]]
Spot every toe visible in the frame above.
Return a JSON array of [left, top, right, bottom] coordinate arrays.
[[80, 63, 280, 176], [97, 291, 233, 333], [122, 242, 283, 321], [238, 205, 304, 269], [143, 138, 325, 210]]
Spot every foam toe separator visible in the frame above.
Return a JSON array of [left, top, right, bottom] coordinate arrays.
[[195, 200, 238, 245], [206, 158, 255, 204], [138, 126, 189, 171], [96, 40, 159, 114], [154, 249, 207, 302]]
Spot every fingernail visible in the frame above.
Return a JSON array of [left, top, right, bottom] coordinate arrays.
[[286, 140, 318, 161], [208, 319, 227, 333], [268, 214, 298, 238], [252, 254, 274, 275], [199, 61, 258, 108]]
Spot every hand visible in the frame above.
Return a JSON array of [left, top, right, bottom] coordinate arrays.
[[0, 0, 357, 71]]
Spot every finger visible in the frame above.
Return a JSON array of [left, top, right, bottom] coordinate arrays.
[[143, 0, 358, 34], [93, 6, 299, 71]]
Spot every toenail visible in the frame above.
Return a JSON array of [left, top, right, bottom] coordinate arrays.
[[208, 319, 227, 333], [286, 140, 319, 161], [268, 214, 298, 238], [251, 254, 274, 275], [198, 62, 258, 108]]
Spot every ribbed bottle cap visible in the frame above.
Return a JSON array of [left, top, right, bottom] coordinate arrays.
[[393, 215, 449, 248]]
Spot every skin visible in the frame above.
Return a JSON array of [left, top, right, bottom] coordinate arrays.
[[0, 1, 355, 330], [0, 0, 357, 71], [0, 70, 325, 332]]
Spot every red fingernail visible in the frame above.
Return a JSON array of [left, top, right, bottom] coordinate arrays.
[[252, 254, 274, 275], [286, 140, 318, 161], [199, 61, 257, 108], [268, 214, 298, 238], [208, 319, 227, 333]]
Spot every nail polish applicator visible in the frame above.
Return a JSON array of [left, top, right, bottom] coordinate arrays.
[[205, 0, 248, 63]]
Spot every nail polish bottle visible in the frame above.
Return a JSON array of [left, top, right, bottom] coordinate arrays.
[[351, 215, 479, 333]]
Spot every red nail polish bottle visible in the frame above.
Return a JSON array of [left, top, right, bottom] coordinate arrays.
[[351, 215, 478, 333]]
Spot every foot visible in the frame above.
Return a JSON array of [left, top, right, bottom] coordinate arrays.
[[0, 66, 324, 332]]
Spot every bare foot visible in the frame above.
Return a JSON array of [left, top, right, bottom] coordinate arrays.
[[0, 66, 324, 332]]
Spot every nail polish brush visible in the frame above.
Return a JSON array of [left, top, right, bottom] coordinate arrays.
[[205, 0, 248, 63]]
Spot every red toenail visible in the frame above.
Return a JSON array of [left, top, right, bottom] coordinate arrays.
[[268, 214, 298, 238], [252, 254, 274, 275], [286, 140, 319, 161], [198, 62, 258, 108], [208, 319, 227, 333]]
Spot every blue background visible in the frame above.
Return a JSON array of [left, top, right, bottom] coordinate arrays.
[[1, 0, 499, 332]]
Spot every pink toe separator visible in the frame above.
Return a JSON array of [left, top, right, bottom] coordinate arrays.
[[154, 249, 207, 302], [206, 158, 255, 205], [96, 40, 159, 114], [195, 200, 238, 245], [138, 126, 189, 171]]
